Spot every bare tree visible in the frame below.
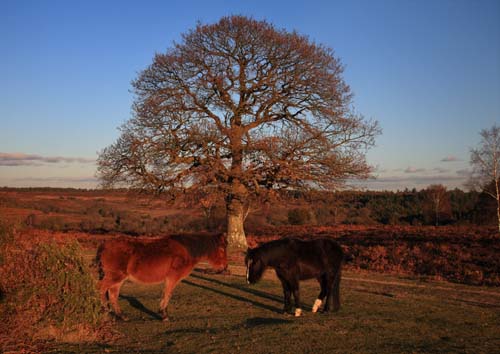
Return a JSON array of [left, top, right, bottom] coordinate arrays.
[[97, 16, 380, 248], [469, 124, 500, 232], [424, 184, 449, 226]]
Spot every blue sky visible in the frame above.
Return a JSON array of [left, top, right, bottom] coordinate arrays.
[[1, 0, 499, 190]]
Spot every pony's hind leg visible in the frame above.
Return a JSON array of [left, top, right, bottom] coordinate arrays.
[[100, 284, 109, 310], [331, 266, 342, 312], [107, 281, 128, 320], [323, 263, 342, 313], [312, 274, 328, 313], [99, 272, 127, 320]]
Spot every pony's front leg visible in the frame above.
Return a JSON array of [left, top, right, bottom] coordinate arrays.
[[282, 286, 292, 314], [291, 283, 302, 317], [277, 273, 292, 314]]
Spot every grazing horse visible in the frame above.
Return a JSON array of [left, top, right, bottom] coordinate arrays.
[[245, 238, 344, 317], [96, 233, 227, 321]]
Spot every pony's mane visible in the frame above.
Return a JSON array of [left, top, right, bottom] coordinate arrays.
[[170, 233, 224, 258], [247, 238, 289, 266]]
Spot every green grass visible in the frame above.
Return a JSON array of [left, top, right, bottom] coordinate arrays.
[[53, 268, 500, 354]]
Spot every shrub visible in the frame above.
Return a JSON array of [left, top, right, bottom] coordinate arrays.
[[25, 213, 38, 227], [38, 215, 69, 231], [288, 207, 316, 225], [0, 223, 106, 351]]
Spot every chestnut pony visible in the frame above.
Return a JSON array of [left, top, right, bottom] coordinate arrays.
[[96, 233, 227, 321], [246, 238, 344, 317]]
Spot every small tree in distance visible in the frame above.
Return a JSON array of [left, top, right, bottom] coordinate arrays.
[[469, 124, 500, 232], [97, 16, 380, 248], [424, 184, 450, 226]]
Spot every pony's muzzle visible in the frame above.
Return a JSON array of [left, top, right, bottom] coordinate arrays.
[[215, 263, 228, 274]]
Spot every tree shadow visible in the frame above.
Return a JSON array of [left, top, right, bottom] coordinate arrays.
[[352, 288, 395, 298], [182, 279, 283, 313], [119, 294, 162, 320], [191, 271, 283, 303], [163, 327, 216, 336], [163, 317, 290, 336], [244, 317, 292, 328], [190, 271, 313, 312]]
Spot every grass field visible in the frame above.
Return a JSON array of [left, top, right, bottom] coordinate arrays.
[[53, 265, 500, 354], [1, 188, 498, 352]]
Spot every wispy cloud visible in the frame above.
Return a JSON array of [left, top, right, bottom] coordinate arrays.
[[355, 166, 471, 191], [15, 176, 98, 183], [441, 156, 461, 162], [357, 173, 469, 191], [456, 168, 471, 177], [0, 152, 95, 166], [404, 166, 426, 174], [0, 176, 98, 188]]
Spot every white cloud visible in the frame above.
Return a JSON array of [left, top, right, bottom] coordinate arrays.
[[404, 166, 426, 174], [456, 168, 471, 176], [0, 152, 95, 166], [441, 156, 461, 162], [0, 176, 98, 188]]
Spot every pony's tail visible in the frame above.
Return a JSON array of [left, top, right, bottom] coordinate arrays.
[[94, 243, 106, 280], [332, 261, 342, 312], [343, 252, 354, 264]]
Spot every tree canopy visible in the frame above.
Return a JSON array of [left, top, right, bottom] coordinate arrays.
[[469, 124, 500, 232], [97, 16, 380, 246]]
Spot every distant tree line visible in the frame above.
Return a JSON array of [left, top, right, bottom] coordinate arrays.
[[279, 186, 495, 227], [1, 185, 496, 235]]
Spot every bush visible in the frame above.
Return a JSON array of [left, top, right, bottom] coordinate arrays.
[[0, 223, 106, 351], [287, 207, 316, 225]]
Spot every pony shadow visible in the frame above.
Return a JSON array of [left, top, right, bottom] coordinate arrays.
[[191, 271, 283, 303], [163, 318, 291, 337], [163, 327, 215, 336], [119, 294, 162, 320], [182, 279, 283, 313], [245, 317, 292, 328], [190, 271, 313, 312]]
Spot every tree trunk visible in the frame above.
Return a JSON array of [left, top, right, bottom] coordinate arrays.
[[496, 178, 500, 233], [226, 196, 247, 249], [497, 198, 500, 233]]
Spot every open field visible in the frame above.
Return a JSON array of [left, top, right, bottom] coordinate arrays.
[[1, 188, 499, 352], [1, 188, 498, 286], [53, 265, 500, 354]]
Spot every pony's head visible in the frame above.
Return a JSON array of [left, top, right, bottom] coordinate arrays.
[[208, 234, 228, 272], [245, 248, 266, 284]]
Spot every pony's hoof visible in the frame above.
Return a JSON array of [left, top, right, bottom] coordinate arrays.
[[282, 308, 292, 316], [294, 308, 302, 317], [312, 299, 322, 313], [115, 314, 129, 321], [162, 316, 170, 322]]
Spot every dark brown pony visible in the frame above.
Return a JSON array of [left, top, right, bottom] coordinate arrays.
[[246, 238, 344, 317], [96, 233, 227, 321]]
